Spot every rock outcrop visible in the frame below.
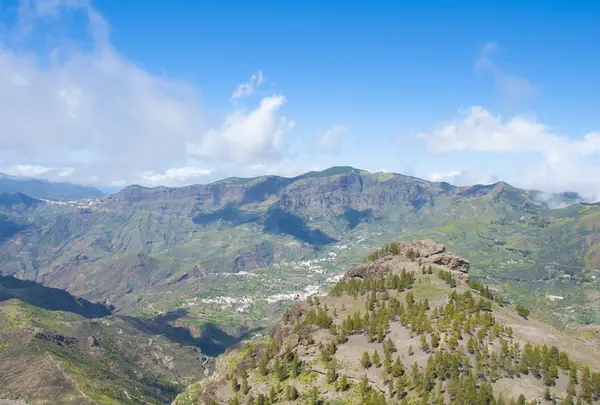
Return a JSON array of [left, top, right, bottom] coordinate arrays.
[[345, 239, 469, 281]]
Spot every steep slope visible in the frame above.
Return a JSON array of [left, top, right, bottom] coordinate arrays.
[[0, 297, 212, 405], [178, 241, 600, 405], [0, 174, 103, 200], [0, 167, 597, 332], [0, 275, 113, 317]]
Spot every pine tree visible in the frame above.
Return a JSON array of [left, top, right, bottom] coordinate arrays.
[[308, 387, 320, 405], [420, 334, 430, 352], [377, 323, 385, 343], [392, 356, 404, 377], [431, 333, 439, 349], [362, 351, 372, 369], [285, 385, 299, 400], [372, 350, 381, 368], [396, 375, 407, 396], [581, 366, 593, 403], [326, 364, 337, 383], [258, 356, 268, 376], [338, 374, 350, 392], [274, 358, 287, 381], [241, 375, 250, 395]]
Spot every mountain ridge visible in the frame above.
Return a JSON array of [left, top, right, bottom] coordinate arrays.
[[175, 240, 600, 405], [0, 173, 104, 200], [0, 166, 598, 335]]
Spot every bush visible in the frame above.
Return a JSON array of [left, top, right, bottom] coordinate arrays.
[[516, 304, 530, 319]]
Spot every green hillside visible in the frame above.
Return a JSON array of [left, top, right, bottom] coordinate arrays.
[[0, 167, 597, 337], [0, 296, 211, 405], [175, 242, 600, 405]]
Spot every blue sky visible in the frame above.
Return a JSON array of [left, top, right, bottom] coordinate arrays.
[[0, 1, 599, 198]]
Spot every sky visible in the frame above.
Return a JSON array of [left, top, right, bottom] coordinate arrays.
[[0, 1, 599, 198]]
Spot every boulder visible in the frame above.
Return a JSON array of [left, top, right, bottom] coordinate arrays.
[[426, 253, 470, 275]]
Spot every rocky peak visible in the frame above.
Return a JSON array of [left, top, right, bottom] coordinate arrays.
[[345, 239, 469, 281]]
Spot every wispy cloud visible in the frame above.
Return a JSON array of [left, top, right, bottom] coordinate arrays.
[[317, 124, 349, 151], [475, 42, 538, 102], [137, 166, 214, 186], [231, 70, 264, 100], [1, 164, 52, 177]]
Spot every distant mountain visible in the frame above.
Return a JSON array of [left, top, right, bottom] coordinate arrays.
[[1, 166, 600, 403], [0, 166, 598, 332], [0, 173, 103, 200]]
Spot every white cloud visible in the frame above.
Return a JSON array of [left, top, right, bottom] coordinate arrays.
[[231, 70, 264, 100], [57, 167, 75, 178], [1, 164, 52, 177], [476, 42, 538, 101], [427, 170, 463, 183], [0, 3, 297, 187], [109, 179, 127, 187], [416, 106, 600, 198], [317, 124, 349, 151], [0, 0, 207, 186], [418, 107, 554, 153], [245, 163, 303, 177], [186, 95, 293, 164], [424, 169, 498, 187], [138, 166, 214, 187]]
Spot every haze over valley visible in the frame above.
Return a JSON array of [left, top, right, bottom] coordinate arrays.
[[1, 0, 600, 404]]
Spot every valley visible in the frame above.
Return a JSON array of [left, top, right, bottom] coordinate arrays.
[[174, 241, 600, 404], [0, 167, 599, 404]]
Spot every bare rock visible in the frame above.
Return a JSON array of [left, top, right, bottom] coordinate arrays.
[[34, 332, 79, 347], [345, 239, 469, 281], [427, 253, 469, 272], [397, 239, 446, 257]]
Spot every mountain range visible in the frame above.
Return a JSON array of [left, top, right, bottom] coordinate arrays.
[[0, 167, 597, 324], [0, 166, 599, 403], [0, 173, 104, 200]]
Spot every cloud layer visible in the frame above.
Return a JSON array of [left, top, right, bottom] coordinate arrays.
[[417, 106, 600, 198], [0, 1, 292, 187]]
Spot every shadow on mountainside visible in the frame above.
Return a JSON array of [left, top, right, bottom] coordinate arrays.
[[192, 204, 261, 227], [126, 308, 263, 357], [0, 275, 112, 318], [341, 206, 374, 229], [264, 207, 337, 247]]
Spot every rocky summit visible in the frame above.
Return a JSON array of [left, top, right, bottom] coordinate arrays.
[[174, 241, 600, 405]]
